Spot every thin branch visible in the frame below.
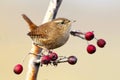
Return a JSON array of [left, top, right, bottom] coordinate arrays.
[[52, 0, 63, 19], [70, 30, 85, 40], [25, 45, 42, 80], [42, 0, 63, 23]]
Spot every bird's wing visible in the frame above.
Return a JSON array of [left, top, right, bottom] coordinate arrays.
[[27, 30, 48, 39], [27, 22, 54, 39]]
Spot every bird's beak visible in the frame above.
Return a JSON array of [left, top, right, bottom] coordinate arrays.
[[72, 20, 76, 23]]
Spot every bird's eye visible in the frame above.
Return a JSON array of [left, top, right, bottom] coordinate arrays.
[[60, 21, 64, 24]]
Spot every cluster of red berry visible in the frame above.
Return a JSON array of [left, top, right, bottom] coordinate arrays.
[[85, 31, 106, 54], [40, 51, 77, 65], [13, 51, 77, 75], [70, 31, 106, 54]]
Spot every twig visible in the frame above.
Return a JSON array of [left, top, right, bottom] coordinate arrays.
[[70, 30, 85, 39]]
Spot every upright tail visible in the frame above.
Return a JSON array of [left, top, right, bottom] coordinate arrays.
[[22, 14, 38, 31]]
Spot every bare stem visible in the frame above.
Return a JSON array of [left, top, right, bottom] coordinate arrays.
[[25, 45, 42, 80], [42, 0, 63, 23], [70, 30, 85, 40]]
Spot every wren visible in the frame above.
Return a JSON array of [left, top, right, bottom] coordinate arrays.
[[22, 14, 71, 50]]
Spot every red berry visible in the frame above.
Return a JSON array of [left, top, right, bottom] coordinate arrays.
[[87, 44, 96, 54], [85, 31, 94, 41], [49, 52, 58, 61], [13, 64, 23, 74], [97, 39, 106, 48], [68, 56, 77, 65], [41, 55, 51, 65]]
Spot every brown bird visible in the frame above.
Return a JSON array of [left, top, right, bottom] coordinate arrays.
[[22, 14, 72, 50]]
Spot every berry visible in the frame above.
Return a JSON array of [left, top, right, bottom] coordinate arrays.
[[68, 56, 77, 65], [87, 44, 96, 54], [41, 55, 51, 65], [85, 31, 94, 41], [13, 64, 23, 74], [97, 39, 106, 48], [49, 52, 58, 61]]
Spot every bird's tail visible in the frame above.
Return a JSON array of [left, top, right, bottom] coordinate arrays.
[[22, 14, 38, 31]]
